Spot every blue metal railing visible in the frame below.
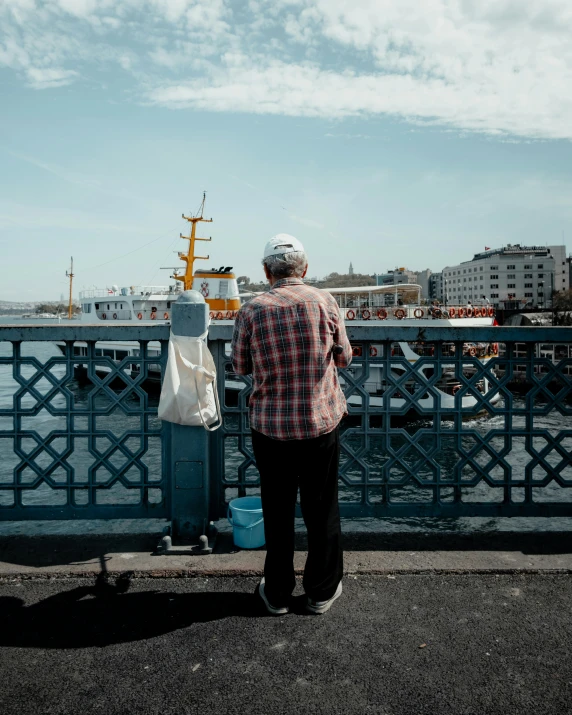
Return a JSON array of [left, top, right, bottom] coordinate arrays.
[[208, 324, 572, 519], [2, 321, 572, 527], [0, 324, 170, 520]]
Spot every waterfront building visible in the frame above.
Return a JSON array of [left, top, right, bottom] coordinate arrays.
[[442, 244, 567, 309], [416, 269, 432, 300], [429, 272, 443, 301], [375, 267, 418, 287], [374, 267, 419, 305]]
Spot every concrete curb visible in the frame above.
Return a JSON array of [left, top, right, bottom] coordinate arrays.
[[2, 531, 572, 579]]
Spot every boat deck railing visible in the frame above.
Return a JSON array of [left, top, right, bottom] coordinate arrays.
[[79, 286, 179, 300], [341, 304, 495, 321]]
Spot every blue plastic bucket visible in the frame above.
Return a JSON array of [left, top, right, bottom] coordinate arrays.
[[228, 496, 265, 549]]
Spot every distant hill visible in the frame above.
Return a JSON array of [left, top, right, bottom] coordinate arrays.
[[310, 272, 376, 288], [239, 272, 375, 293]]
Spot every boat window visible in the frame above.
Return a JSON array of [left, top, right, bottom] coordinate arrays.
[[95, 304, 99, 310], [219, 281, 229, 295], [95, 348, 103, 356], [167, 302, 171, 308], [147, 349, 160, 357], [115, 350, 128, 360], [103, 349, 115, 358], [107, 304, 110, 310]]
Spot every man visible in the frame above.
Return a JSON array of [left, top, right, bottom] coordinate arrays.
[[231, 234, 352, 616]]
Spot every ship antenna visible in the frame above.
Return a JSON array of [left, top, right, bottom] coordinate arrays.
[[176, 192, 213, 291], [65, 257, 74, 320]]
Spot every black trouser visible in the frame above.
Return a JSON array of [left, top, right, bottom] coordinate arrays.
[[251, 426, 343, 605]]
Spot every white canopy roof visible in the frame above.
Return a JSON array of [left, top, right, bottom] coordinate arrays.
[[324, 284, 422, 295]]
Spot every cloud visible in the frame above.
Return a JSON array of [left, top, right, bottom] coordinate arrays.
[[2, 1, 572, 139], [26, 66, 78, 89]]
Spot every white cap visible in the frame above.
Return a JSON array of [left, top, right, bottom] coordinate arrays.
[[263, 233, 305, 260]]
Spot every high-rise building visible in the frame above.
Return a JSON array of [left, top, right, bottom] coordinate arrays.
[[348, 262, 354, 275], [416, 269, 432, 300], [429, 273, 443, 301], [442, 244, 567, 309]]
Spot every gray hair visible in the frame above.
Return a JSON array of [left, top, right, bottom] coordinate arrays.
[[262, 251, 308, 279]]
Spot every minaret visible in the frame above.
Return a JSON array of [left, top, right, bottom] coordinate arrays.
[[65, 257, 74, 320], [349, 262, 354, 276]]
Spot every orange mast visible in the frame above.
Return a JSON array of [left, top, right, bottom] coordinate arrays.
[[175, 192, 212, 290]]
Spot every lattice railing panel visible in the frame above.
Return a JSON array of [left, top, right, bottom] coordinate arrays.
[[0, 333, 169, 520], [208, 325, 572, 518]]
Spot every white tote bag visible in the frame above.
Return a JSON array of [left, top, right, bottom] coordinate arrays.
[[158, 331, 221, 431]]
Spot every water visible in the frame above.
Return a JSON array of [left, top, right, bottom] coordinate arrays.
[[2, 316, 572, 535]]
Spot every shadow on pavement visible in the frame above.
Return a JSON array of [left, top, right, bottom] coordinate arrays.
[[2, 531, 572, 572], [0, 573, 276, 649]]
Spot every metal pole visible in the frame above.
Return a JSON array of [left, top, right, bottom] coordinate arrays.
[[169, 289, 213, 542]]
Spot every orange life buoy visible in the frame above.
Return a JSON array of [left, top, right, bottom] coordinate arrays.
[[137, 313, 143, 320], [150, 312, 156, 320], [346, 309, 355, 320], [466, 308, 473, 317], [352, 345, 362, 357], [209, 311, 215, 319], [459, 307, 466, 317], [113, 313, 118, 320], [102, 313, 107, 320], [394, 308, 406, 320], [488, 307, 494, 317], [216, 312, 224, 320], [414, 308, 424, 318], [469, 346, 477, 356], [164, 312, 169, 320], [362, 309, 371, 320], [225, 311, 232, 319], [448, 307, 456, 318], [492, 343, 498, 355], [370, 346, 378, 357], [474, 307, 481, 317], [377, 308, 387, 320]]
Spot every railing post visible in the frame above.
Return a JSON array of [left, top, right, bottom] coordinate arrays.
[[169, 290, 212, 542]]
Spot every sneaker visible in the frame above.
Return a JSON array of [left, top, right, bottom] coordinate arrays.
[[306, 581, 343, 615], [258, 578, 289, 616]]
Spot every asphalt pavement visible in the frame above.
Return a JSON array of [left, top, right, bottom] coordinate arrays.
[[1, 573, 571, 715]]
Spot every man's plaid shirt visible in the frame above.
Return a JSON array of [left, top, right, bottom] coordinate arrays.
[[231, 277, 352, 441]]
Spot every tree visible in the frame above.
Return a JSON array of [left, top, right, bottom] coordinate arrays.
[[553, 289, 572, 312]]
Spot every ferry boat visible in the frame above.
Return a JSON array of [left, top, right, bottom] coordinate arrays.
[[322, 284, 500, 412], [58, 194, 240, 379], [60, 195, 501, 413]]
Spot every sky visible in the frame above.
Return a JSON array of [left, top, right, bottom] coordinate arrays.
[[1, 0, 572, 301]]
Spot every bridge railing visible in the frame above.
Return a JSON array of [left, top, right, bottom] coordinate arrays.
[[208, 323, 572, 519], [2, 317, 572, 533], [0, 324, 170, 522]]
